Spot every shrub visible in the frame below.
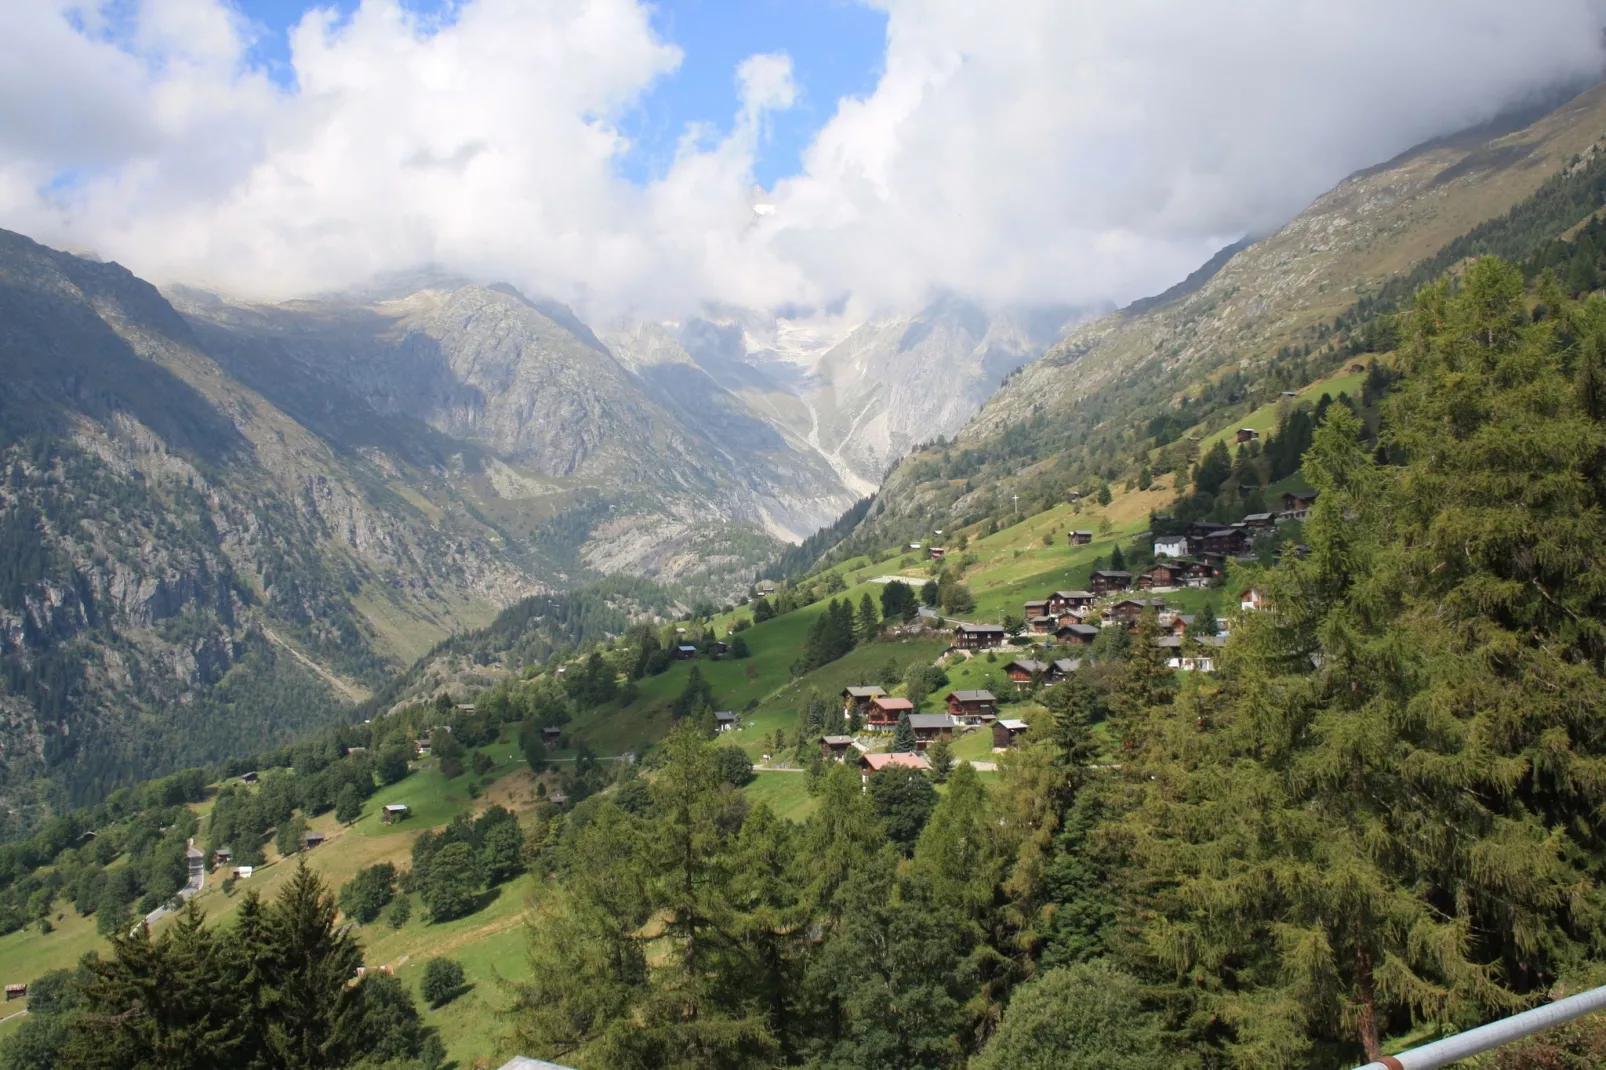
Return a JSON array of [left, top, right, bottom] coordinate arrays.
[[421, 957, 466, 1008]]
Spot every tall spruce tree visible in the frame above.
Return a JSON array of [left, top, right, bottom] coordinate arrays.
[[1106, 609, 1173, 749], [891, 712, 918, 753], [855, 593, 880, 642], [1112, 291, 1606, 1066]]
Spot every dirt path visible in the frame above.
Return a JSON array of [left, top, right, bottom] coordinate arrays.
[[260, 626, 367, 703]]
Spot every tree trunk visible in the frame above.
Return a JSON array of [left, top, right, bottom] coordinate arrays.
[[1356, 945, 1382, 1062]]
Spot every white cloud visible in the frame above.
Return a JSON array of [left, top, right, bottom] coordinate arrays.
[[1, 0, 1603, 316]]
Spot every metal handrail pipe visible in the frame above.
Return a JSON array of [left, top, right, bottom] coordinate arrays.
[[1353, 984, 1606, 1070]]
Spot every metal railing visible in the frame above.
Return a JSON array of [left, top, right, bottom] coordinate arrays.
[[1354, 984, 1606, 1069]]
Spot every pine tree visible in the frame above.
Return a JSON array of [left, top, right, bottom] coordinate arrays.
[[1106, 610, 1172, 748], [727, 804, 807, 1060], [855, 593, 880, 642], [891, 712, 918, 753], [262, 862, 367, 1068], [1108, 542, 1126, 571], [66, 900, 244, 1069], [603, 723, 777, 1068], [1113, 328, 1606, 1066]]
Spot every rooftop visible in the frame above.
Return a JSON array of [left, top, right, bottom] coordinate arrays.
[[863, 752, 931, 772]]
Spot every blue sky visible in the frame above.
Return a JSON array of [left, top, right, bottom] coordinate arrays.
[[235, 0, 887, 187]]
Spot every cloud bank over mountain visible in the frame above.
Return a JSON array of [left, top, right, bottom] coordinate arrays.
[[3, 0, 1604, 316]]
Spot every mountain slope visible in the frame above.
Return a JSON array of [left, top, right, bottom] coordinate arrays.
[[0, 229, 540, 802], [673, 300, 1090, 491], [857, 81, 1606, 539], [175, 285, 855, 579]]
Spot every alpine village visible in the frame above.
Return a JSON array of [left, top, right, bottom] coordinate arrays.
[[11, 45, 1606, 1070]]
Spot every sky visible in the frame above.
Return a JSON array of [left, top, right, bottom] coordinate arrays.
[[2, 0, 1606, 318]]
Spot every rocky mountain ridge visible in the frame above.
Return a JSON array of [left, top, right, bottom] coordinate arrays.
[[853, 81, 1606, 537]]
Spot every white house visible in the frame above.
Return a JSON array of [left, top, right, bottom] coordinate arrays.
[[1240, 588, 1266, 612], [1154, 535, 1189, 558]]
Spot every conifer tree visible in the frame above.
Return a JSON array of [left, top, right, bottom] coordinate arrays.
[[727, 804, 807, 1059], [1108, 542, 1126, 571], [1106, 609, 1172, 748], [891, 712, 918, 753], [262, 862, 367, 1067], [855, 592, 880, 642], [66, 900, 244, 1069]]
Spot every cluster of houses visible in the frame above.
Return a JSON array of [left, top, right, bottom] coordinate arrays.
[[832, 686, 1030, 781]]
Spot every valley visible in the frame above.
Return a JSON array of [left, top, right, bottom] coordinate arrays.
[[7, 69, 1606, 1070]]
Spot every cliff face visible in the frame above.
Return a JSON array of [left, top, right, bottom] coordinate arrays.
[[0, 228, 546, 802], [671, 299, 1091, 493]]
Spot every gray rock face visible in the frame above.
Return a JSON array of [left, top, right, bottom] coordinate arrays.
[[673, 299, 1093, 491]]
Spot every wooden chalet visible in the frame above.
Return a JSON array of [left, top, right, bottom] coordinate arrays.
[[1169, 614, 1196, 635], [1138, 561, 1185, 590], [867, 696, 915, 729], [674, 644, 698, 660], [241, 771, 259, 784], [6, 984, 27, 1002], [1180, 559, 1219, 587], [1282, 490, 1318, 518], [714, 711, 738, 732], [1235, 428, 1261, 444], [1089, 570, 1133, 594], [1022, 599, 1049, 621], [1068, 530, 1094, 545], [1003, 659, 1049, 691], [1048, 658, 1081, 680], [927, 546, 947, 561], [1198, 528, 1250, 556], [1240, 587, 1266, 611], [945, 690, 998, 723], [821, 735, 857, 762], [859, 751, 931, 784], [953, 623, 1006, 650], [1047, 590, 1095, 613], [214, 848, 233, 865], [1183, 521, 1229, 555], [541, 725, 562, 745], [908, 714, 956, 750], [382, 804, 410, 825], [1055, 622, 1100, 645], [1242, 511, 1276, 533], [1105, 598, 1168, 625], [303, 832, 326, 849], [1028, 615, 1056, 635], [1350, 362, 1367, 373], [993, 719, 1030, 750], [841, 686, 888, 715]]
